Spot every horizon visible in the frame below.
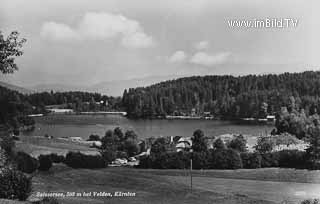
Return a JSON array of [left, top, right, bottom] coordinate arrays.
[[1, 0, 319, 95], [2, 69, 320, 96]]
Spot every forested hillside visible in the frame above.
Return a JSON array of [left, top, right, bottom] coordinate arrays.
[[0, 85, 34, 127], [122, 71, 320, 119]]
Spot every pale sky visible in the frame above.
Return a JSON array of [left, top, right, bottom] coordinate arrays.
[[1, 0, 319, 90]]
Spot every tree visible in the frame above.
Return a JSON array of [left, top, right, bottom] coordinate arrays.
[[0, 135, 15, 157], [210, 149, 243, 169], [114, 127, 124, 141], [255, 136, 275, 153], [307, 125, 320, 168], [101, 130, 117, 150], [192, 129, 207, 152], [151, 137, 167, 155], [213, 138, 226, 150], [15, 151, 38, 174], [123, 139, 140, 157], [0, 31, 26, 74], [100, 149, 116, 164], [241, 152, 262, 169], [38, 155, 53, 171], [87, 134, 100, 141], [125, 130, 138, 140], [227, 134, 247, 152], [0, 167, 32, 201]]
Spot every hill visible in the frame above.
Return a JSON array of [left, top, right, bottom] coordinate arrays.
[[30, 75, 184, 96], [0, 81, 33, 94], [122, 71, 320, 118]]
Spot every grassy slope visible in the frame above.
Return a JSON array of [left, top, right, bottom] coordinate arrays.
[[131, 168, 320, 184], [30, 165, 275, 204], [15, 136, 99, 157]]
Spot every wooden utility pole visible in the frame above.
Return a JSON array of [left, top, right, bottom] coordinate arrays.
[[190, 158, 193, 193], [189, 149, 193, 193]]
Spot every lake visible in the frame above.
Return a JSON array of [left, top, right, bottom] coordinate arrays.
[[22, 115, 274, 140]]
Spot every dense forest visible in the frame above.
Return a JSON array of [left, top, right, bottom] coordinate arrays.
[[122, 71, 320, 119], [0, 85, 34, 127]]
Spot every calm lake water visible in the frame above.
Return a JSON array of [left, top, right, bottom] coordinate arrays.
[[22, 115, 274, 140]]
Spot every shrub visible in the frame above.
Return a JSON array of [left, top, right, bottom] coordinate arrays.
[[38, 155, 52, 171], [278, 150, 307, 169], [261, 152, 280, 168], [65, 152, 106, 169], [241, 152, 262, 169], [0, 167, 32, 200], [149, 152, 190, 169], [137, 155, 153, 168], [15, 151, 38, 174], [210, 149, 243, 169], [49, 153, 65, 163]]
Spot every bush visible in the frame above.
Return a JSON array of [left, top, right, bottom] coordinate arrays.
[[15, 151, 38, 174], [150, 152, 190, 169], [261, 152, 280, 168], [38, 155, 52, 171], [241, 152, 262, 169], [101, 149, 116, 164], [65, 152, 106, 169], [210, 149, 243, 169], [278, 150, 307, 169], [137, 155, 153, 168], [0, 168, 32, 200], [49, 153, 65, 163]]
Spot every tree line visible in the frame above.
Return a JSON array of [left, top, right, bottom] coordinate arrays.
[[139, 129, 320, 170], [122, 71, 320, 119], [26, 91, 122, 112]]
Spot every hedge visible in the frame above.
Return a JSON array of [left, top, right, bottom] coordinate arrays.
[[14, 151, 38, 174], [64, 152, 106, 169]]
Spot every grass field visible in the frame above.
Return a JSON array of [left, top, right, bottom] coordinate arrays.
[[25, 165, 320, 204], [15, 136, 99, 157], [29, 165, 277, 204]]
